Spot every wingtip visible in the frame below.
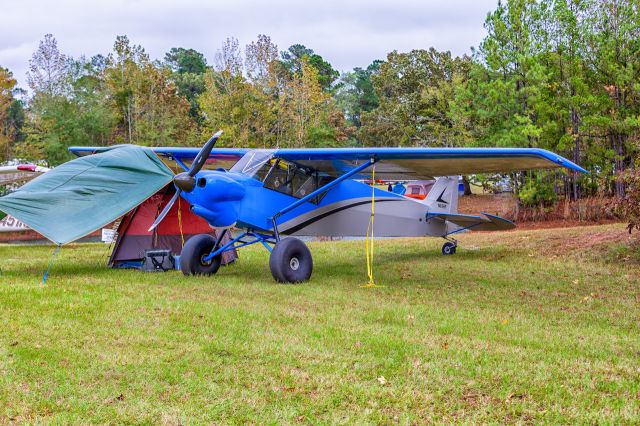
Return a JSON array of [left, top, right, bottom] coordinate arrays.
[[566, 162, 589, 174], [576, 165, 590, 174], [552, 154, 588, 174]]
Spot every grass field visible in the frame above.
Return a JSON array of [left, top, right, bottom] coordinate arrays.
[[0, 224, 638, 424]]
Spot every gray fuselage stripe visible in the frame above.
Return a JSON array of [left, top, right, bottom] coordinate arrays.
[[280, 199, 401, 234]]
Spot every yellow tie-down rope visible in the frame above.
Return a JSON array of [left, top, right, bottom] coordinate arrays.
[[362, 164, 382, 288], [177, 195, 185, 247]]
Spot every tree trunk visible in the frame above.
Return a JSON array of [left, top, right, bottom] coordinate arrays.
[[614, 131, 625, 197], [571, 106, 581, 201], [126, 101, 133, 143], [462, 176, 472, 196]]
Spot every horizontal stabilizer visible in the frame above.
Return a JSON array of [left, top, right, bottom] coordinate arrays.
[[426, 212, 515, 232]]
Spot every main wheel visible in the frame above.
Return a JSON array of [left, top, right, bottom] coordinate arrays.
[[180, 234, 222, 276], [441, 241, 457, 255], [269, 237, 313, 283]]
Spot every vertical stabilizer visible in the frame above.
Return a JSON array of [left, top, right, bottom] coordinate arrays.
[[422, 176, 459, 214]]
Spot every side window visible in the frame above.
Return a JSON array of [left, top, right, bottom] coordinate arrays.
[[261, 160, 297, 196], [264, 165, 292, 195], [260, 159, 333, 203], [314, 176, 334, 204], [292, 174, 315, 198]]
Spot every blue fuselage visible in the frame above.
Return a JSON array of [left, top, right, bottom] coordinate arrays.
[[179, 169, 404, 233]]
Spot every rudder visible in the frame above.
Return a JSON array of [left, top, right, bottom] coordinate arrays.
[[422, 176, 459, 214]]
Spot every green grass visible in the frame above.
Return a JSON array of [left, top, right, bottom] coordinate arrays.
[[0, 224, 638, 424]]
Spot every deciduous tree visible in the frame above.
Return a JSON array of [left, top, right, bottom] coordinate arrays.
[[359, 49, 471, 147], [0, 67, 17, 160], [27, 34, 68, 97], [104, 36, 196, 146]]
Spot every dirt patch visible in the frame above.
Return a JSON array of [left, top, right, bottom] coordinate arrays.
[[458, 194, 515, 217], [561, 229, 632, 251], [514, 219, 621, 230], [519, 225, 638, 261]]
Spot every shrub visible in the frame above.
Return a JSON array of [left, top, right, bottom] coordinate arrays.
[[518, 177, 557, 207], [611, 169, 640, 233]]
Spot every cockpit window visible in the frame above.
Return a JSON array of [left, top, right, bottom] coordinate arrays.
[[229, 149, 275, 177], [257, 158, 333, 203]]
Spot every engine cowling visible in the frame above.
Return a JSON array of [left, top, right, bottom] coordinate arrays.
[[180, 170, 246, 228]]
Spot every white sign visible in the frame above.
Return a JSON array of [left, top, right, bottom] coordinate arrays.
[[0, 215, 29, 232], [101, 228, 116, 243]]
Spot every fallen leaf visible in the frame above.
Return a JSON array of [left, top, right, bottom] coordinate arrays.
[[506, 392, 525, 402]]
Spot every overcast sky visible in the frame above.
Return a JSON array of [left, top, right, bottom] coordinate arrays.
[[1, 0, 497, 88]]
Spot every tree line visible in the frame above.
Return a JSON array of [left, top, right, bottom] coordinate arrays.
[[0, 0, 638, 205]]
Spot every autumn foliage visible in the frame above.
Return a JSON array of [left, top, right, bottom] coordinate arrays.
[[611, 169, 640, 233], [0, 0, 638, 207]]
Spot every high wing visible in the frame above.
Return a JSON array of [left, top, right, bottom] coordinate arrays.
[[269, 147, 587, 179], [69, 145, 247, 172], [69, 146, 586, 179]]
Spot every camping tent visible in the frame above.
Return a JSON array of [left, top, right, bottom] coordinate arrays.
[[109, 186, 237, 268], [0, 146, 238, 269]]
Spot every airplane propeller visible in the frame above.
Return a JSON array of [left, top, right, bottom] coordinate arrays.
[[148, 130, 223, 232]]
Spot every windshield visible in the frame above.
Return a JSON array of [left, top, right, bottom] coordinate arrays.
[[229, 149, 275, 177]]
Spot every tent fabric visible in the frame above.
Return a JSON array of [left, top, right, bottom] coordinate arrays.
[[0, 145, 174, 244], [110, 188, 237, 266]]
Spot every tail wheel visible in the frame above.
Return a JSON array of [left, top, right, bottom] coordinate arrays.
[[180, 234, 222, 276], [442, 241, 457, 255], [269, 237, 313, 283]]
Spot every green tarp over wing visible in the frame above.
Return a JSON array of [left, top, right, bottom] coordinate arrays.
[[0, 145, 174, 244]]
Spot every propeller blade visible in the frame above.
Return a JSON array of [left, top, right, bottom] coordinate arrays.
[[148, 131, 221, 232], [189, 130, 223, 177], [148, 189, 181, 232]]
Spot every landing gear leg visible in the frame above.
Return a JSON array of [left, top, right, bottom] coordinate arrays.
[[441, 237, 457, 255]]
